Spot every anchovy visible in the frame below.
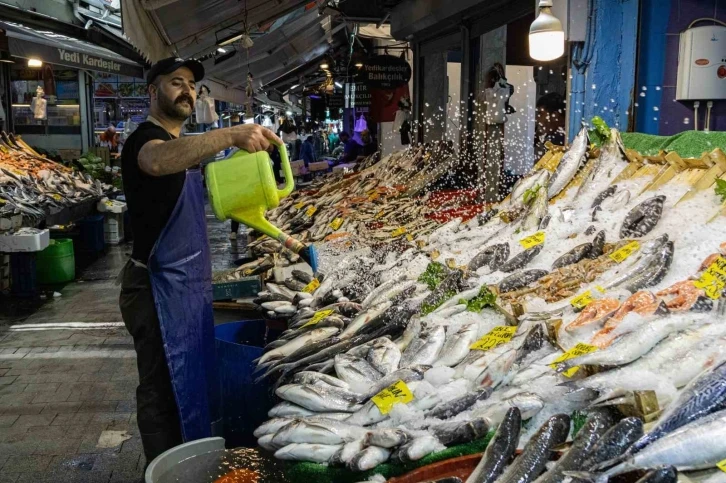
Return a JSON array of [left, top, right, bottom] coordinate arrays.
[[500, 244, 544, 273], [426, 388, 492, 420], [552, 243, 593, 269], [628, 360, 726, 453], [430, 418, 489, 446], [367, 337, 402, 375], [534, 411, 618, 483], [548, 126, 589, 199], [620, 195, 666, 239], [464, 407, 522, 483], [499, 270, 549, 293], [348, 445, 391, 471], [496, 414, 571, 483], [434, 324, 480, 367]]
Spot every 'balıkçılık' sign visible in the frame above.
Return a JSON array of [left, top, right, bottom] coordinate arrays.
[[357, 55, 412, 90]]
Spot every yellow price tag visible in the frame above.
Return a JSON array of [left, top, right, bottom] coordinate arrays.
[[570, 290, 594, 310], [717, 459, 726, 473], [302, 278, 320, 294], [374, 210, 385, 220], [549, 343, 598, 378], [694, 256, 726, 300], [305, 206, 317, 217], [519, 231, 546, 249], [391, 227, 407, 238], [330, 218, 343, 231], [609, 241, 641, 263], [301, 309, 334, 329], [294, 201, 306, 210], [595, 285, 605, 293], [105, 200, 114, 206], [0, 145, 8, 154], [470, 326, 517, 351], [406, 234, 414, 242], [371, 380, 413, 415], [51, 194, 62, 201], [366, 189, 377, 196]]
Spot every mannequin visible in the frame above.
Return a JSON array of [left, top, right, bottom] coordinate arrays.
[[31, 86, 47, 121], [195, 85, 219, 132], [481, 63, 513, 203], [393, 96, 412, 146]]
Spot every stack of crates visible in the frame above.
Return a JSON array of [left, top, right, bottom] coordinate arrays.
[[97, 199, 127, 245]]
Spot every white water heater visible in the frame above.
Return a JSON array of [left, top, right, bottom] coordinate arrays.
[[676, 25, 726, 101]]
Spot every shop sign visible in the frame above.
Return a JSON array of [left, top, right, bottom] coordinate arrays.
[[327, 92, 344, 109], [344, 82, 371, 108], [358, 55, 411, 89], [8, 38, 143, 78]]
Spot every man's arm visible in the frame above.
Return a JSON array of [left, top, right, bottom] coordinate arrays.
[[138, 124, 281, 176]]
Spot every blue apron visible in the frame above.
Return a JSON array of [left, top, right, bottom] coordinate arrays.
[[147, 168, 218, 442]]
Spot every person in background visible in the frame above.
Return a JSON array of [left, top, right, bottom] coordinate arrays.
[[360, 129, 378, 158], [300, 135, 316, 167], [99, 125, 120, 153], [534, 92, 566, 159], [328, 130, 339, 153], [337, 131, 360, 164]]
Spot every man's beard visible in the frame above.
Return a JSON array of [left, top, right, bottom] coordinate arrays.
[[158, 92, 194, 121]]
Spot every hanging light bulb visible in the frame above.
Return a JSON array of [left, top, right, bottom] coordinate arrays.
[[529, 0, 565, 61]]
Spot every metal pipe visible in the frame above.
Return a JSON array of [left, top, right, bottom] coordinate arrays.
[[705, 101, 713, 132], [694, 101, 700, 131]]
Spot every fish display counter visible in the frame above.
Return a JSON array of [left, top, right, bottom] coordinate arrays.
[[227, 122, 726, 483]]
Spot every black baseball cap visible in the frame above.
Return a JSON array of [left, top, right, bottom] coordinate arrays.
[[146, 57, 205, 85]]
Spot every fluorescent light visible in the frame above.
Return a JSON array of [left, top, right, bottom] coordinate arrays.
[[27, 58, 42, 67], [355, 62, 363, 68], [217, 47, 227, 53], [291, 84, 299, 89], [334, 81, 342, 88], [529, 0, 565, 61], [218, 32, 244, 47]]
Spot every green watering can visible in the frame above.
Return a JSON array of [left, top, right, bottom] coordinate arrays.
[[205, 143, 319, 272]]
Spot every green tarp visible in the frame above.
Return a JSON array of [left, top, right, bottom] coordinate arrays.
[[621, 130, 726, 159]]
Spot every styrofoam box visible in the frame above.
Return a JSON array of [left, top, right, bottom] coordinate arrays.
[[0, 229, 50, 252], [97, 199, 128, 214]]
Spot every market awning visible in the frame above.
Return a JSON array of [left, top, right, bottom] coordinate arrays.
[[121, 0, 347, 103], [2, 20, 144, 78]]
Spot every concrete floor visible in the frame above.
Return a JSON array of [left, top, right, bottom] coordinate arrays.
[[0, 213, 250, 482]]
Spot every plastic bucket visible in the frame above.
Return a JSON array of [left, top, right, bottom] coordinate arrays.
[[36, 239, 75, 285], [79, 214, 105, 254], [214, 320, 277, 448]]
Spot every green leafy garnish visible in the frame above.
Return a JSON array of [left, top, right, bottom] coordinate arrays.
[[465, 286, 497, 312], [522, 184, 542, 206], [421, 289, 457, 315], [588, 116, 611, 147], [418, 262, 448, 291], [715, 179, 726, 203]]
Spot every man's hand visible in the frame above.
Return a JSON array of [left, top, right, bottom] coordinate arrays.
[[227, 124, 282, 152]]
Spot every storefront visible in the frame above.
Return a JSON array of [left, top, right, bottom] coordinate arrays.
[[1, 20, 144, 160]]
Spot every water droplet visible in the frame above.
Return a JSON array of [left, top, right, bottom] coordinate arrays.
[[592, 84, 597, 89], [640, 92, 646, 97], [683, 118, 690, 124], [634, 102, 639, 107], [642, 86, 648, 91], [653, 106, 659, 112], [655, 86, 661, 91], [610, 99, 615, 103]]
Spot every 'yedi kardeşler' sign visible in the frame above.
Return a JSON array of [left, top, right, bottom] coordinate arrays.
[[358, 55, 411, 89]]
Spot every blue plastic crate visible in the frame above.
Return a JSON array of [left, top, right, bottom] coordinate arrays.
[[214, 320, 278, 448], [79, 215, 105, 254], [10, 252, 37, 297]]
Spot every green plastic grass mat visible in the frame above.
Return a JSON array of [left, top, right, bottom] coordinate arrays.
[[621, 131, 726, 159], [284, 432, 494, 483]]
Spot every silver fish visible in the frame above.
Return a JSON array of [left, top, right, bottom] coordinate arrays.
[[577, 129, 628, 199], [392, 435, 442, 463], [254, 417, 297, 438], [340, 301, 392, 339], [426, 388, 492, 420], [434, 323, 480, 367], [268, 401, 316, 418], [334, 353, 383, 388], [430, 418, 489, 446], [510, 169, 551, 209], [330, 439, 366, 465], [292, 371, 350, 390], [622, 241, 674, 293], [523, 184, 549, 231], [365, 428, 412, 448], [548, 126, 589, 199], [270, 418, 367, 447], [396, 316, 422, 351], [361, 366, 428, 400], [258, 327, 339, 365], [348, 445, 391, 471], [472, 392, 544, 427], [400, 325, 446, 367], [274, 443, 342, 462], [275, 384, 364, 412], [367, 337, 402, 375], [600, 234, 669, 290]]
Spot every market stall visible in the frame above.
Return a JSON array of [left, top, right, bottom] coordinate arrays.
[[184, 122, 726, 483]]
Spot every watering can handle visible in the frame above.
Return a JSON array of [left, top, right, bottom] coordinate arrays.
[[276, 142, 294, 198]]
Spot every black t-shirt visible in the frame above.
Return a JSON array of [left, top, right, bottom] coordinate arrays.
[[121, 122, 185, 263]]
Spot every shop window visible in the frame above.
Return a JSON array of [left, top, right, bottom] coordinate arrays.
[[93, 72, 149, 132], [11, 66, 81, 134]]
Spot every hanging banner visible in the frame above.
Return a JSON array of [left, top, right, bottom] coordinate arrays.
[[358, 55, 412, 89]]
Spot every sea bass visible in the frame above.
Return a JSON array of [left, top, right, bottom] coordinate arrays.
[[547, 126, 589, 199]]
